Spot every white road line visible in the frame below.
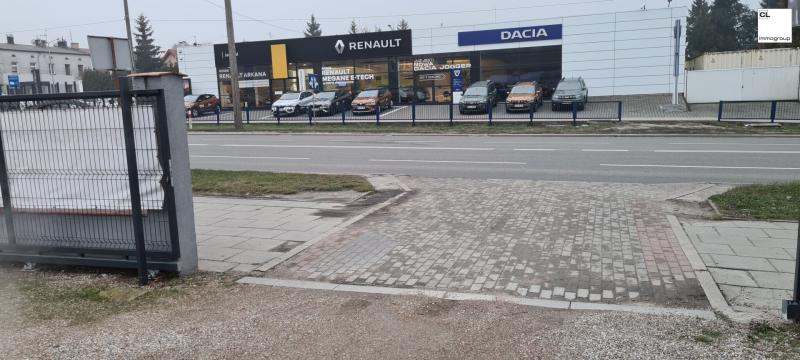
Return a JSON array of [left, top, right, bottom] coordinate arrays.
[[370, 159, 526, 165], [513, 148, 558, 151], [327, 139, 442, 143], [378, 105, 408, 117], [189, 143, 209, 146], [654, 150, 800, 154], [192, 155, 310, 160], [599, 164, 800, 171], [669, 142, 800, 146], [486, 141, 612, 145], [220, 144, 494, 151], [581, 149, 629, 152]]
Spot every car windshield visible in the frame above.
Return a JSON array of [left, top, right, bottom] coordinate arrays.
[[184, 95, 199, 102], [510, 86, 535, 94], [463, 87, 486, 96], [279, 93, 301, 100], [316, 92, 336, 99], [557, 81, 581, 91], [357, 90, 379, 97]]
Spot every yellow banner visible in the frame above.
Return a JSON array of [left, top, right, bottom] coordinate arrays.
[[270, 44, 288, 79]]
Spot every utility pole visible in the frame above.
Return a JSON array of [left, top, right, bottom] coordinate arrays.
[[123, 0, 136, 73], [224, 0, 243, 129]]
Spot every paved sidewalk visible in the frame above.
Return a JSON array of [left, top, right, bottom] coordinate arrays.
[[273, 178, 709, 308], [681, 219, 798, 317], [194, 195, 359, 272]]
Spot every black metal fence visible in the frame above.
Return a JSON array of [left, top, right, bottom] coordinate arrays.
[[718, 100, 800, 122], [0, 82, 179, 283], [189, 100, 623, 127]]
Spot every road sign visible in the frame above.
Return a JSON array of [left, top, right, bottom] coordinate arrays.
[[7, 74, 19, 89], [307, 74, 321, 92], [87, 35, 133, 71]]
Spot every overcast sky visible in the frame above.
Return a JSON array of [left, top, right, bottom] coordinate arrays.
[[1, 0, 762, 50]]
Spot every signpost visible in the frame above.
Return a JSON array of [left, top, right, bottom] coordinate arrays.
[[7, 75, 19, 94]]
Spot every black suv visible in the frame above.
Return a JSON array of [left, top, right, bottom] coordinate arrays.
[[459, 80, 497, 114]]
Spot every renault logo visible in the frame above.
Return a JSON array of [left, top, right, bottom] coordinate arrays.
[[334, 39, 345, 54]]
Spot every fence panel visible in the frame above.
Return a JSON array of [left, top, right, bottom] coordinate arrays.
[[0, 91, 178, 263], [718, 101, 773, 122]]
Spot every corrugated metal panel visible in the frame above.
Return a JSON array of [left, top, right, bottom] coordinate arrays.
[[690, 48, 800, 70]]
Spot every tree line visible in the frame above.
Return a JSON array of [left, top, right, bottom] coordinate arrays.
[[304, 14, 410, 37]]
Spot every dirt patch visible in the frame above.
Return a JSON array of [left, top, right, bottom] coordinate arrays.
[[413, 299, 457, 317], [338, 298, 372, 313], [313, 189, 405, 218]]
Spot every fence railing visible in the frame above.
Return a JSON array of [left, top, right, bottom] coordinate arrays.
[[190, 100, 623, 126], [0, 81, 180, 284], [718, 100, 800, 122]]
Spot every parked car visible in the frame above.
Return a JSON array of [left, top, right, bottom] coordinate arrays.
[[185, 94, 221, 117], [306, 90, 352, 116], [351, 88, 393, 115], [398, 87, 427, 103], [551, 77, 588, 111], [505, 81, 543, 113], [271, 91, 314, 117], [459, 80, 497, 114]]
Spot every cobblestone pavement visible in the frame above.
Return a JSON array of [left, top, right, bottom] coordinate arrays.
[[681, 219, 798, 317], [274, 178, 708, 308]]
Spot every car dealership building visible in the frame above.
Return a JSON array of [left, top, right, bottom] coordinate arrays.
[[207, 7, 687, 107]]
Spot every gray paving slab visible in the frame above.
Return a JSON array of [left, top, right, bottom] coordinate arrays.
[[708, 268, 758, 287], [197, 245, 245, 261], [729, 245, 793, 260], [749, 271, 795, 290], [706, 254, 776, 272], [232, 238, 287, 252]]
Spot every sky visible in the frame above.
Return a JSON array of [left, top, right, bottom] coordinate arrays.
[[1, 0, 763, 50]]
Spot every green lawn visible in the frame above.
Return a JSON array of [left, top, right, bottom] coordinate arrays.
[[710, 182, 800, 220], [192, 169, 374, 196], [189, 121, 800, 135]]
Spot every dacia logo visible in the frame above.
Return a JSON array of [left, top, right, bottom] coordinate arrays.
[[334, 40, 345, 54]]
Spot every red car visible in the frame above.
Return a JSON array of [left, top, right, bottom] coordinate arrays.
[[185, 94, 221, 117], [351, 89, 393, 115]]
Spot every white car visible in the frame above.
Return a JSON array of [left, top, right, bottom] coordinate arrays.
[[271, 91, 314, 117]]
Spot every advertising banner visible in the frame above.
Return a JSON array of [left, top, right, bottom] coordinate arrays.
[[451, 69, 464, 92], [758, 9, 793, 43], [458, 24, 562, 46], [7, 74, 19, 89], [307, 74, 322, 92]]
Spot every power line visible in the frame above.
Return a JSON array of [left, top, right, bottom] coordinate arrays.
[[0, 20, 122, 36], [199, 0, 302, 34]]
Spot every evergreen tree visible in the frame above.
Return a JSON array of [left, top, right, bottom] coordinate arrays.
[[708, 0, 743, 52], [81, 69, 115, 91], [397, 19, 409, 30], [348, 19, 359, 34], [133, 14, 162, 72], [686, 0, 713, 58], [304, 14, 322, 37], [760, 0, 787, 8], [736, 9, 757, 49]]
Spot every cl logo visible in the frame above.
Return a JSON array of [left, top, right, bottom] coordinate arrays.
[[759, 11, 770, 18], [334, 40, 345, 54]]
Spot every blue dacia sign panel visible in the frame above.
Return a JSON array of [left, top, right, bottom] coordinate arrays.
[[458, 24, 562, 46], [7, 74, 19, 89]]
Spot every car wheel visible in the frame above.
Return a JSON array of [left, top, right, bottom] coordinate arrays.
[[191, 109, 199, 117]]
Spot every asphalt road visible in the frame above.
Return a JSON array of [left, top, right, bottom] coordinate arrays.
[[187, 134, 800, 184]]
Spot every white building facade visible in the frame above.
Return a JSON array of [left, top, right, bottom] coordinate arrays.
[[0, 37, 91, 95]]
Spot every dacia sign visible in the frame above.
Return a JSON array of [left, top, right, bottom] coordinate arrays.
[[458, 24, 562, 46]]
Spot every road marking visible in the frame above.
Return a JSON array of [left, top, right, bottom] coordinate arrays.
[[327, 139, 442, 143], [486, 141, 612, 145], [221, 144, 494, 151], [581, 149, 629, 152], [192, 155, 310, 160], [189, 143, 209, 146], [599, 164, 800, 171], [379, 105, 408, 117], [370, 159, 525, 165], [669, 142, 800, 146], [513, 148, 558, 151], [654, 150, 800, 154]]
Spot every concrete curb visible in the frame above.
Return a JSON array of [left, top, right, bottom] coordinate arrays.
[[255, 175, 410, 272], [236, 276, 716, 320], [666, 214, 756, 322], [189, 131, 800, 138]]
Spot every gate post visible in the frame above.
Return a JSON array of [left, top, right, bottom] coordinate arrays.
[[449, 103, 454, 127], [617, 101, 623, 122], [488, 105, 493, 126], [717, 101, 724, 122], [245, 105, 250, 124], [0, 123, 16, 246], [412, 100, 416, 127], [529, 102, 534, 126], [118, 76, 149, 286], [770, 101, 777, 123], [376, 105, 380, 126], [572, 102, 578, 127], [130, 72, 198, 274]]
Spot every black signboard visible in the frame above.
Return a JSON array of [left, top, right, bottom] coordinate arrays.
[[215, 30, 412, 68]]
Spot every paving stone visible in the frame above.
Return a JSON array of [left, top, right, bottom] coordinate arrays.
[[198, 235, 248, 248], [274, 230, 325, 242], [729, 245, 793, 260], [763, 229, 799, 239], [231, 263, 258, 273], [707, 254, 776, 272], [239, 228, 286, 240], [233, 238, 287, 252], [708, 268, 757, 287], [768, 259, 798, 273], [198, 260, 237, 272], [226, 250, 283, 265], [693, 243, 734, 256], [749, 271, 796, 290], [197, 245, 244, 261]]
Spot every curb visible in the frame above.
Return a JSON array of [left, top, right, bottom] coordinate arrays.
[[255, 175, 410, 272], [236, 276, 716, 320], [666, 214, 757, 322], [188, 131, 800, 138]]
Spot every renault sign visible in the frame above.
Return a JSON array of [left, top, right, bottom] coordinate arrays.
[[458, 24, 562, 46]]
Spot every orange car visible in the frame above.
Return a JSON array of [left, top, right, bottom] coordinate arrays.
[[351, 88, 393, 115], [505, 82, 543, 113]]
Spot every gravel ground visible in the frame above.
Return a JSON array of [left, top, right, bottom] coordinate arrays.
[[1, 268, 793, 359]]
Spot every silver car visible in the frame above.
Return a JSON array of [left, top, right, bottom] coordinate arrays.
[[271, 91, 315, 117], [551, 77, 588, 111]]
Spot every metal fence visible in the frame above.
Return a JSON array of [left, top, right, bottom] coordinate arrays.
[[718, 100, 800, 122], [189, 100, 623, 127], [0, 81, 179, 283]]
